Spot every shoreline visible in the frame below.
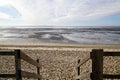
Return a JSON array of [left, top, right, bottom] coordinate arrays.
[[0, 42, 120, 49]]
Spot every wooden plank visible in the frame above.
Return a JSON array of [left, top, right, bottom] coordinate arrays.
[[14, 50, 22, 80], [76, 73, 90, 79], [20, 52, 41, 68], [91, 49, 103, 80], [77, 59, 80, 80], [103, 74, 120, 79], [0, 74, 16, 78], [77, 54, 90, 67], [104, 52, 120, 56], [0, 51, 14, 55], [21, 71, 42, 79], [37, 59, 41, 80]]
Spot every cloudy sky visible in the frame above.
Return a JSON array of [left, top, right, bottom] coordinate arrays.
[[0, 0, 120, 26]]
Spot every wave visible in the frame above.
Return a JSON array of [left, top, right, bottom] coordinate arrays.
[[0, 27, 120, 44]]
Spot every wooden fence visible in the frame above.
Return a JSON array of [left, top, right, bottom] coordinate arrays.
[[0, 50, 42, 80], [76, 49, 120, 80]]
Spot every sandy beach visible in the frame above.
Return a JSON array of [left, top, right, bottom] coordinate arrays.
[[0, 0, 120, 79], [0, 43, 120, 80]]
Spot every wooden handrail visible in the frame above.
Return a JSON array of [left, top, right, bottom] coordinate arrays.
[[20, 52, 41, 69], [76, 49, 120, 80], [103, 74, 120, 79], [0, 51, 14, 55], [103, 52, 120, 56], [0, 74, 16, 78], [77, 54, 90, 67], [0, 49, 42, 80]]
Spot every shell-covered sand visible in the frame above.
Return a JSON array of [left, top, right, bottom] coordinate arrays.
[[0, 44, 120, 80]]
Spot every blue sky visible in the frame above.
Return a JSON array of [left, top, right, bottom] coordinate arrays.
[[0, 0, 120, 27]]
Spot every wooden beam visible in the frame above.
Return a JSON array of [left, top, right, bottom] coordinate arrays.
[[76, 59, 80, 80], [20, 52, 41, 68], [77, 54, 90, 67], [104, 52, 120, 56], [103, 74, 120, 79], [0, 74, 16, 78], [91, 49, 103, 80], [37, 59, 41, 80], [14, 50, 22, 80], [0, 51, 14, 55]]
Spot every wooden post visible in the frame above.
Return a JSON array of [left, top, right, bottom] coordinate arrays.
[[91, 49, 103, 80], [14, 50, 22, 80], [77, 59, 80, 80], [37, 59, 40, 80]]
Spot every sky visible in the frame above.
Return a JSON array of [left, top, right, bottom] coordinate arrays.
[[0, 0, 120, 27]]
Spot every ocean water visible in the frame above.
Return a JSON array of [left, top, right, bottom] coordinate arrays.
[[0, 27, 120, 45]]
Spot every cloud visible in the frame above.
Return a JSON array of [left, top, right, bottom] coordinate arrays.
[[0, 0, 10, 5], [0, 0, 120, 25], [0, 12, 10, 19], [6, 0, 53, 25], [52, 0, 120, 22]]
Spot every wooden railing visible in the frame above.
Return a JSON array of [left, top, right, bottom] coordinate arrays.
[[0, 50, 42, 80], [76, 49, 120, 80]]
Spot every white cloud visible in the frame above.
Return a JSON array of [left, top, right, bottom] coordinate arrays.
[[0, 12, 10, 19], [52, 0, 120, 22], [0, 0, 120, 25], [8, 0, 54, 25], [0, 0, 10, 5]]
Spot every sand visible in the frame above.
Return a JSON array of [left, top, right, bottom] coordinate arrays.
[[0, 43, 120, 80]]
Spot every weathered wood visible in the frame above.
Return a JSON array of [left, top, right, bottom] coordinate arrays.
[[103, 74, 120, 79], [77, 54, 90, 67], [76, 49, 120, 80], [76, 59, 80, 80], [91, 49, 103, 80], [0, 74, 16, 78], [37, 59, 41, 80], [104, 52, 120, 56], [0, 49, 42, 80], [0, 51, 14, 55], [20, 52, 41, 68], [21, 71, 42, 79], [14, 50, 22, 80], [76, 73, 90, 79]]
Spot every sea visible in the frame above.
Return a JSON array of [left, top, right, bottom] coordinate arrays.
[[0, 27, 120, 45]]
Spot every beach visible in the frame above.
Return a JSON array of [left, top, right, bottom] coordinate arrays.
[[0, 43, 120, 80], [0, 0, 120, 79]]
